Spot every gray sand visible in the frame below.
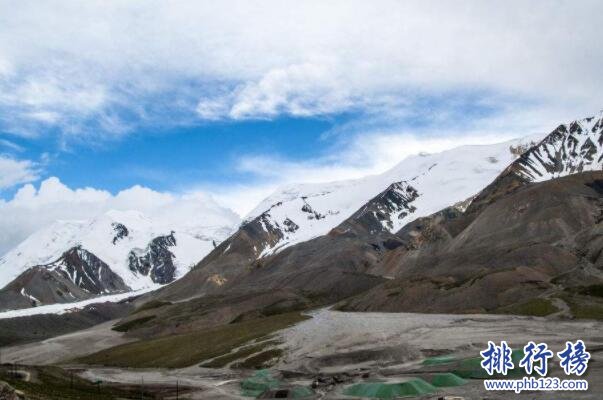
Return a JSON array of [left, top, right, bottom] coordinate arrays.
[[2, 310, 602, 398]]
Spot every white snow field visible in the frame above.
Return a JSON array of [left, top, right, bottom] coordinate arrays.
[[0, 209, 240, 291], [246, 134, 541, 257], [0, 286, 157, 319]]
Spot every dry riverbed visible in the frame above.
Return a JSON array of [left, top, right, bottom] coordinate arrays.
[[2, 309, 603, 399]]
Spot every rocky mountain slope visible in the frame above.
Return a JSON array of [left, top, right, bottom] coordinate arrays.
[[241, 135, 543, 259], [150, 133, 545, 303], [110, 111, 603, 340], [3, 111, 602, 336], [339, 171, 603, 313], [0, 247, 129, 310], [0, 208, 240, 311]]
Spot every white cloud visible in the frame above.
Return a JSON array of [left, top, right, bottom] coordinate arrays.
[[0, 155, 39, 189], [0, 139, 24, 152], [0, 0, 601, 239], [0, 0, 601, 136], [205, 117, 536, 216], [0, 177, 240, 255]]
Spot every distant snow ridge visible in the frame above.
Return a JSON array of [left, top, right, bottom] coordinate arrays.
[[246, 135, 544, 258], [244, 112, 603, 258], [0, 209, 239, 292], [514, 112, 603, 182]]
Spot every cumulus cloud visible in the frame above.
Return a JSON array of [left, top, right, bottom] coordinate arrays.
[[0, 177, 241, 255], [0, 155, 39, 189], [1, 0, 601, 247], [0, 0, 601, 136]]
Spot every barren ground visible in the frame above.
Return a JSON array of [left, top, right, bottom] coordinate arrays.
[[2, 309, 602, 399]]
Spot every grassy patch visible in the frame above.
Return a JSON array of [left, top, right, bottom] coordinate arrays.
[[558, 293, 603, 320], [111, 315, 156, 332], [571, 304, 603, 319], [78, 312, 309, 368], [496, 298, 558, 317], [131, 300, 172, 314], [569, 285, 603, 298], [0, 365, 153, 400]]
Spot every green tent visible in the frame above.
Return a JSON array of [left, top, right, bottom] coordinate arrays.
[[343, 379, 437, 399], [453, 349, 527, 379], [241, 369, 281, 397], [289, 386, 314, 398], [241, 370, 314, 398], [430, 373, 467, 387]]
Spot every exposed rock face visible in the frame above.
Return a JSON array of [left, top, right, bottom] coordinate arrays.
[[128, 232, 178, 284], [102, 113, 603, 338], [144, 182, 419, 314], [282, 218, 299, 233], [469, 113, 603, 214], [55, 247, 129, 294], [142, 113, 603, 314], [0, 381, 25, 400], [339, 172, 603, 313], [514, 117, 603, 181], [0, 208, 239, 311], [111, 222, 129, 244], [301, 200, 325, 220], [0, 247, 129, 311], [146, 214, 289, 300], [338, 182, 419, 235]]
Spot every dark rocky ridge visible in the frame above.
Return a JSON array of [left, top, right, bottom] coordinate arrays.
[[468, 113, 603, 214], [146, 178, 418, 306], [120, 179, 424, 337], [122, 114, 603, 338], [111, 222, 129, 244], [336, 181, 419, 236], [128, 232, 179, 284], [339, 172, 603, 313], [0, 247, 129, 311], [6, 113, 602, 340]]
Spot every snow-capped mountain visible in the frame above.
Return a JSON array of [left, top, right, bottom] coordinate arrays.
[[151, 110, 603, 312], [0, 208, 240, 307], [244, 112, 602, 260], [242, 135, 542, 258], [0, 246, 130, 311], [511, 113, 603, 182]]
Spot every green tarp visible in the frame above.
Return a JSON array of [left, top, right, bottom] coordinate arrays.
[[430, 373, 467, 387], [453, 349, 527, 379], [289, 386, 314, 398], [343, 379, 436, 399], [241, 369, 281, 397], [241, 370, 314, 398]]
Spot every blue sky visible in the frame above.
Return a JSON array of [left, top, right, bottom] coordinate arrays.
[[0, 93, 524, 203], [4, 117, 336, 196], [0, 0, 602, 253]]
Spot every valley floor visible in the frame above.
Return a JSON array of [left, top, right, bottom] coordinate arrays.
[[2, 309, 603, 399]]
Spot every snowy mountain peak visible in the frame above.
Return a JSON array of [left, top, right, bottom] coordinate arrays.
[[513, 113, 603, 182], [0, 208, 239, 292], [241, 135, 540, 258], [340, 181, 420, 235]]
